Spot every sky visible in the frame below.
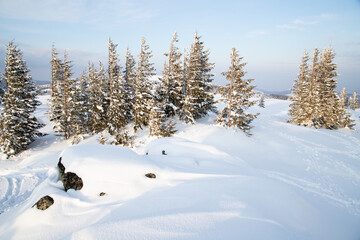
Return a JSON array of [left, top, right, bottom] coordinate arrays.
[[0, 0, 359, 92]]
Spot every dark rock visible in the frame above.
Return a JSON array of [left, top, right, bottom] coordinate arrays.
[[32, 195, 54, 210], [63, 172, 83, 192], [145, 173, 156, 179], [99, 192, 106, 196], [58, 157, 83, 192], [162, 150, 167, 155]]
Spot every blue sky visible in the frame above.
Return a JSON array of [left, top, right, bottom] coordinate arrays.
[[0, 0, 359, 92]]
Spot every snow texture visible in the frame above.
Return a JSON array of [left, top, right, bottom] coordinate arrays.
[[0, 94, 360, 239]]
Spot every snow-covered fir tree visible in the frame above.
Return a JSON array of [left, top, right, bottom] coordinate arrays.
[[0, 41, 43, 157], [107, 39, 132, 136], [215, 48, 258, 136], [123, 48, 136, 101], [160, 32, 184, 117], [49, 45, 64, 122], [182, 32, 216, 124], [289, 47, 354, 129], [133, 37, 156, 132], [258, 93, 265, 108], [88, 62, 110, 133], [340, 88, 348, 108], [149, 99, 177, 137], [72, 71, 91, 135], [59, 52, 77, 139], [289, 51, 311, 125], [349, 91, 359, 110]]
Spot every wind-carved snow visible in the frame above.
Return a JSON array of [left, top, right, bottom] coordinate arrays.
[[0, 95, 359, 240]]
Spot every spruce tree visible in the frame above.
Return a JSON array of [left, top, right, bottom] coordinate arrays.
[[289, 47, 354, 129], [258, 93, 265, 108], [107, 39, 131, 135], [0, 41, 43, 157], [133, 37, 156, 132], [72, 71, 91, 135], [340, 88, 348, 108], [149, 99, 177, 137], [88, 62, 109, 133], [289, 51, 311, 125], [182, 32, 216, 124], [60, 52, 76, 139], [160, 32, 184, 116], [49, 45, 64, 122], [215, 48, 258, 135], [123, 48, 136, 119], [350, 92, 359, 110]]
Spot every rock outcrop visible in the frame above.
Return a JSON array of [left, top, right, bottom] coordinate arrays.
[[58, 157, 83, 192]]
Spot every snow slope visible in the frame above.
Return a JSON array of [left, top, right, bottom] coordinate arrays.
[[0, 95, 360, 240]]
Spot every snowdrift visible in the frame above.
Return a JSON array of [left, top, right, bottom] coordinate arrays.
[[0, 96, 360, 240]]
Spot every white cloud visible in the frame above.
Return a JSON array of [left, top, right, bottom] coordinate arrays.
[[276, 24, 299, 30], [294, 19, 318, 25]]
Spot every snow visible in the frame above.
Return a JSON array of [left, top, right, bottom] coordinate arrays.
[[0, 94, 360, 239]]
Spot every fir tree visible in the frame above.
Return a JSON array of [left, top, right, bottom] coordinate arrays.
[[0, 41, 43, 157], [340, 88, 348, 108], [182, 32, 216, 124], [123, 48, 136, 104], [133, 37, 156, 132], [350, 92, 359, 110], [149, 99, 177, 137], [49, 44, 64, 122], [215, 48, 258, 135], [72, 71, 91, 135], [160, 32, 184, 117], [60, 52, 76, 139], [289, 51, 311, 125], [258, 93, 265, 108], [107, 39, 131, 135], [289, 47, 354, 129], [88, 62, 110, 133]]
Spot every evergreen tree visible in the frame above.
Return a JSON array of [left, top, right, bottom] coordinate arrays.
[[88, 62, 110, 133], [215, 48, 258, 135], [350, 92, 359, 110], [59, 52, 76, 139], [123, 47, 136, 104], [182, 32, 216, 124], [160, 32, 184, 116], [258, 93, 265, 108], [289, 47, 354, 129], [0, 41, 43, 157], [107, 39, 131, 135], [149, 99, 177, 137], [49, 44, 64, 122], [340, 88, 348, 108], [133, 37, 156, 132], [72, 71, 91, 135], [289, 51, 311, 125]]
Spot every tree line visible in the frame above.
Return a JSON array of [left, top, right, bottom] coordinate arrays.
[[0, 33, 358, 158], [0, 33, 258, 157], [288, 47, 357, 129]]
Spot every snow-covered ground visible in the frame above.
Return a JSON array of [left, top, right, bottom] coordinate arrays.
[[0, 94, 360, 240]]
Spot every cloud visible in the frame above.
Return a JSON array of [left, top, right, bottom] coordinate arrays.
[[276, 24, 299, 30], [293, 19, 318, 25], [0, 0, 154, 25]]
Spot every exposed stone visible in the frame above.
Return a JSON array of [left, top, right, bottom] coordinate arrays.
[[58, 157, 83, 192], [162, 150, 167, 155], [32, 195, 54, 210], [99, 192, 106, 196], [145, 173, 156, 179]]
